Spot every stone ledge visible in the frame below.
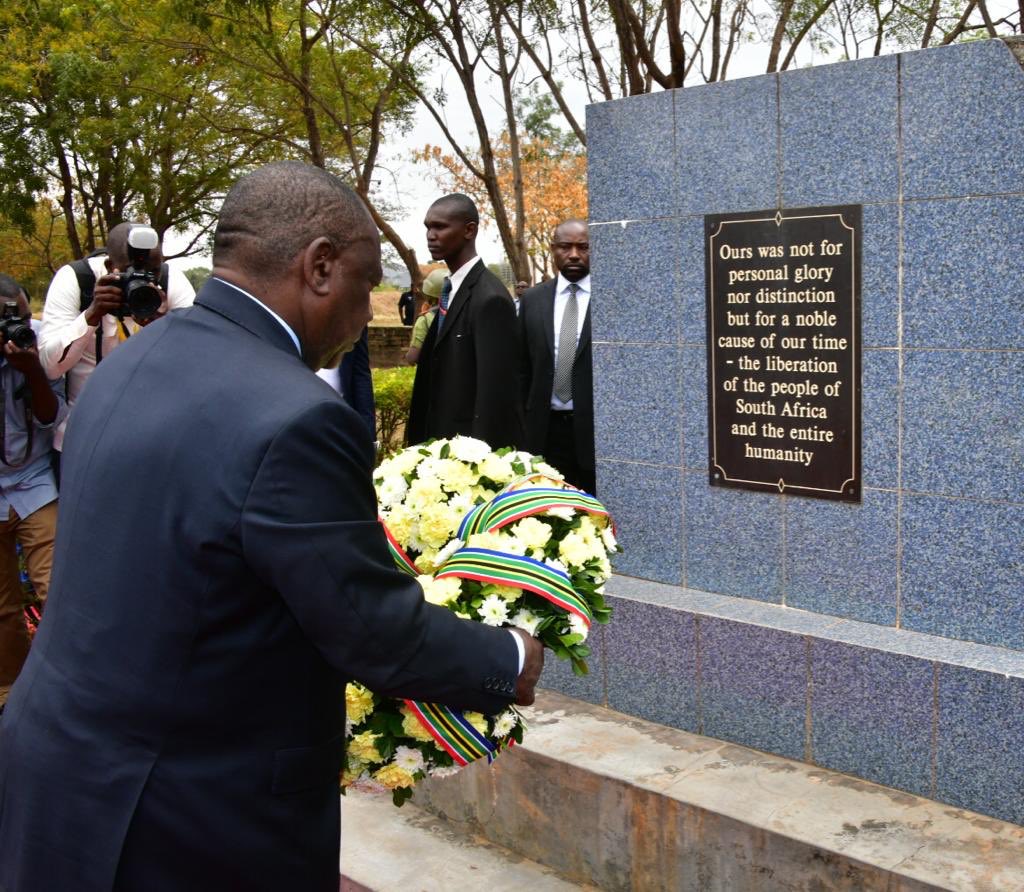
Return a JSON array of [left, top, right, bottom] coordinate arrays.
[[413, 690, 1024, 891]]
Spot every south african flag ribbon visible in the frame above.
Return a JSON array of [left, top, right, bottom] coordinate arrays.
[[456, 486, 608, 541], [402, 699, 503, 766], [379, 516, 420, 577], [435, 546, 592, 627]]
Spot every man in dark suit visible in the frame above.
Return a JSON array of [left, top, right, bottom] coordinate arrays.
[[519, 219, 595, 493], [406, 194, 523, 450], [0, 162, 542, 892]]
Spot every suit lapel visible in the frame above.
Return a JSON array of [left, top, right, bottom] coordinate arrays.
[[575, 302, 592, 361], [436, 260, 484, 346], [542, 280, 557, 357]]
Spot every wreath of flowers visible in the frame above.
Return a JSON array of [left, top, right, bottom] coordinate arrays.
[[342, 436, 618, 805]]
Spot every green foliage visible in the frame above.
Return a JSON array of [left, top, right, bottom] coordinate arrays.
[[372, 365, 415, 459], [183, 267, 211, 292]]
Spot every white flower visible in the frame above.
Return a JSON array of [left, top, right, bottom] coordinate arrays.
[[429, 765, 462, 779], [447, 436, 492, 464], [415, 456, 446, 483], [533, 461, 563, 480], [478, 452, 514, 482], [567, 612, 590, 641], [510, 608, 541, 636], [447, 491, 475, 515], [434, 538, 464, 568], [544, 557, 569, 576], [377, 474, 409, 508], [393, 746, 426, 774], [479, 594, 510, 626], [600, 524, 618, 552], [545, 505, 575, 521], [492, 710, 519, 737]]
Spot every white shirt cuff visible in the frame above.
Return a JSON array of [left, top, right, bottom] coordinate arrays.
[[508, 629, 525, 675]]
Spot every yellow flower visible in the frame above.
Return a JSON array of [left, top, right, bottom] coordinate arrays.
[[558, 530, 596, 568], [418, 574, 463, 606], [408, 476, 445, 508], [419, 502, 461, 548], [400, 706, 437, 743], [482, 583, 522, 602], [348, 731, 385, 764], [467, 530, 505, 552], [383, 506, 414, 548], [374, 763, 417, 790], [436, 458, 476, 491], [463, 711, 489, 736], [478, 453, 514, 482], [345, 683, 374, 727], [341, 761, 366, 786], [510, 516, 551, 551]]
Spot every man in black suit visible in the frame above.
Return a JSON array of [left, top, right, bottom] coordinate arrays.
[[316, 326, 376, 437], [406, 194, 523, 450], [0, 162, 542, 892], [519, 219, 595, 493]]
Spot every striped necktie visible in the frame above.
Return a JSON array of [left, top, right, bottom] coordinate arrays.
[[436, 276, 452, 335]]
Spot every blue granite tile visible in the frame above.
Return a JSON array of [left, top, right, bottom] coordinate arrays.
[[695, 595, 846, 638], [785, 489, 898, 625], [901, 494, 1024, 651], [780, 56, 898, 207], [680, 215, 708, 346], [902, 40, 1024, 200], [862, 348, 898, 491], [605, 597, 698, 732], [593, 344, 682, 466], [861, 203, 899, 348], [607, 574, 729, 614], [937, 666, 1024, 824], [590, 219, 683, 346], [700, 618, 807, 759], [681, 346, 707, 471], [811, 641, 933, 796], [588, 91, 676, 223], [902, 350, 1024, 501], [683, 470, 784, 601], [903, 196, 1024, 350], [676, 75, 779, 216], [541, 623, 606, 706], [598, 461, 683, 585]]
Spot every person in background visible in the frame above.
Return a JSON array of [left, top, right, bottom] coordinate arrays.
[[514, 279, 530, 315], [405, 269, 445, 365], [315, 327, 375, 437], [0, 273, 67, 715], [406, 194, 524, 450], [519, 219, 595, 493]]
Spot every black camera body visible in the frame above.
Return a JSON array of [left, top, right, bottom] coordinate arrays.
[[0, 301, 36, 349], [113, 226, 162, 323]]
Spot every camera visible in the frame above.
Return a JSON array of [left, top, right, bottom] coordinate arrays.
[[113, 226, 162, 323], [0, 301, 36, 349]]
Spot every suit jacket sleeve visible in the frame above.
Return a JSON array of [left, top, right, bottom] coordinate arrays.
[[340, 328, 375, 436], [472, 288, 523, 450], [240, 399, 519, 712]]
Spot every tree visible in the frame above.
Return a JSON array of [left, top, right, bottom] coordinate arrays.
[[0, 200, 75, 307]]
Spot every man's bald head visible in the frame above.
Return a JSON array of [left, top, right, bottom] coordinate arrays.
[[213, 162, 374, 280], [429, 194, 479, 226]]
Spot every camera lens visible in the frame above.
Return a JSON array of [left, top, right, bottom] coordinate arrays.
[[125, 280, 161, 322], [10, 323, 36, 349]]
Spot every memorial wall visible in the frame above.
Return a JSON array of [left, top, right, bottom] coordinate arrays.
[[541, 37, 1024, 825]]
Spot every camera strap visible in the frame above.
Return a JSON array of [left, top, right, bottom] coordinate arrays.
[[0, 365, 35, 469]]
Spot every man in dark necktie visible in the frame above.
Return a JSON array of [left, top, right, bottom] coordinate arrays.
[[406, 194, 524, 450], [519, 219, 595, 494]]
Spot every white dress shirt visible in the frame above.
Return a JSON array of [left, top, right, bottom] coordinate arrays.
[[446, 255, 482, 301], [550, 273, 591, 411], [38, 255, 196, 449]]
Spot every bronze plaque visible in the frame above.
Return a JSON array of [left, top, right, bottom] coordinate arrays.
[[706, 205, 862, 501]]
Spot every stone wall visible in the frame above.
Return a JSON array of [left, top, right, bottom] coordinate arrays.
[[547, 38, 1024, 824], [368, 324, 410, 368]]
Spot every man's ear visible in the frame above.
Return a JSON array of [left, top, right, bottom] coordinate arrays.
[[465, 220, 478, 241], [302, 237, 336, 295]]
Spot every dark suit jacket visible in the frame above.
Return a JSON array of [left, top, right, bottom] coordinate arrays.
[[406, 261, 523, 450], [338, 326, 375, 436], [0, 278, 519, 892], [519, 277, 594, 471]]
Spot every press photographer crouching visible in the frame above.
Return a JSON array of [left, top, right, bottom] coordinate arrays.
[[38, 222, 195, 457], [0, 274, 67, 715]]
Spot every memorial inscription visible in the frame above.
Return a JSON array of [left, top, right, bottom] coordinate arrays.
[[706, 205, 862, 501]]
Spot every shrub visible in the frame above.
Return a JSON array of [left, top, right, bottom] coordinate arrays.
[[373, 365, 416, 459]]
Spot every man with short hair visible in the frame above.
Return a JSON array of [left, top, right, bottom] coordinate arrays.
[[406, 194, 524, 449], [0, 274, 66, 713], [0, 162, 542, 891], [38, 222, 195, 451], [519, 219, 595, 493]]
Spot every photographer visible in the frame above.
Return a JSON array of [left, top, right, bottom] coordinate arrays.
[[0, 274, 67, 714], [38, 222, 195, 452]]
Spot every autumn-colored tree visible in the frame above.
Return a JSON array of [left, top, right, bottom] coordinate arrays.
[[416, 133, 587, 282], [0, 200, 76, 309]]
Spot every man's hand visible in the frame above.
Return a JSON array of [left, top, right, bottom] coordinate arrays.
[[4, 340, 43, 375], [511, 628, 544, 706], [86, 272, 126, 326]]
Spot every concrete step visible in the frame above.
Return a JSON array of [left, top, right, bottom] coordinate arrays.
[[405, 690, 1024, 892], [339, 787, 598, 891]]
